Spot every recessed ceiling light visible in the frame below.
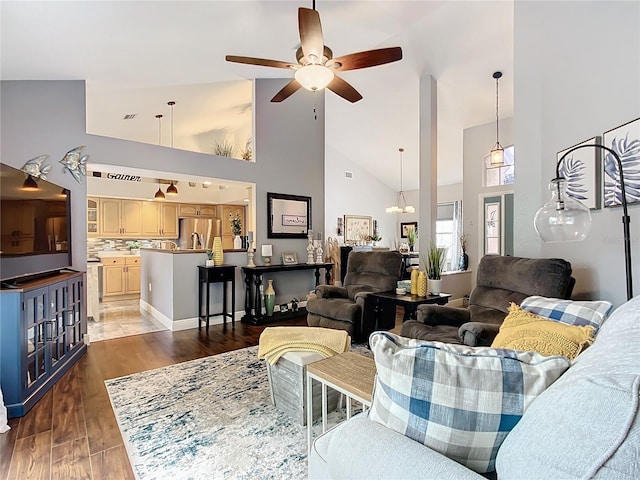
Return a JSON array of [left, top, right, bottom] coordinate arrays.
[[243, 198, 249, 203], [123, 114, 137, 120], [203, 181, 212, 185]]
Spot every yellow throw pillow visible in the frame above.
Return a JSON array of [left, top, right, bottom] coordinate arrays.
[[491, 304, 595, 360]]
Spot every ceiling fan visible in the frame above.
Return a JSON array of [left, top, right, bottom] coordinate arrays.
[[225, 4, 403, 103]]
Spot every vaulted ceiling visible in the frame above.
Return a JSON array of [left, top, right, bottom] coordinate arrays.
[[0, 0, 513, 190]]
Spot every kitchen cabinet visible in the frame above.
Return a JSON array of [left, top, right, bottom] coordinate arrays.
[[220, 204, 245, 249], [141, 202, 179, 238], [0, 271, 86, 418], [102, 256, 140, 297], [179, 203, 217, 217], [100, 198, 142, 237], [87, 197, 99, 237]]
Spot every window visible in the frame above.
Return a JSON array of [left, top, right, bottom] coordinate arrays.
[[484, 145, 515, 187], [435, 201, 462, 271]]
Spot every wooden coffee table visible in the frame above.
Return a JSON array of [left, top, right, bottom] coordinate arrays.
[[306, 352, 376, 451]]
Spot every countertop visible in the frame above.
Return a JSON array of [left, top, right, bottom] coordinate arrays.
[[141, 248, 247, 254]]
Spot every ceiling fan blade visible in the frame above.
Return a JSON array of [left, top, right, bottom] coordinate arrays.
[[298, 7, 324, 64], [225, 55, 294, 69], [327, 75, 363, 103], [271, 79, 302, 102], [330, 47, 403, 71]]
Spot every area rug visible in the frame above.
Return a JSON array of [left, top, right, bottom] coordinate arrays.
[[106, 345, 369, 479]]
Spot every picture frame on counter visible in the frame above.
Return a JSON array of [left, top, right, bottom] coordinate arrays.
[[281, 251, 298, 265]]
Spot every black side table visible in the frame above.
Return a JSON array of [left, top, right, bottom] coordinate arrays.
[[367, 291, 452, 329], [198, 264, 236, 331]]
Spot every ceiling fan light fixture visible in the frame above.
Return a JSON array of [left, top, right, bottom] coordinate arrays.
[[294, 64, 334, 91]]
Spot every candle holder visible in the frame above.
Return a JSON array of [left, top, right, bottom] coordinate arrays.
[[306, 233, 315, 264], [246, 244, 256, 268], [315, 239, 324, 264]]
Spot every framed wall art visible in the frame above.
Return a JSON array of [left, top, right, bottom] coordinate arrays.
[[344, 215, 372, 242], [400, 222, 417, 238], [557, 137, 601, 210], [267, 192, 311, 238], [603, 117, 640, 207]]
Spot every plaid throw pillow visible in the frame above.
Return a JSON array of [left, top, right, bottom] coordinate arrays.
[[520, 296, 613, 333], [368, 332, 570, 473]]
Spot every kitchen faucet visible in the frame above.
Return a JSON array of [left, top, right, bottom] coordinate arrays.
[[191, 232, 202, 249]]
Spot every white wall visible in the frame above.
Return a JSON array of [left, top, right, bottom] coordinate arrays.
[[323, 144, 396, 247], [463, 117, 514, 284], [514, 0, 640, 307]]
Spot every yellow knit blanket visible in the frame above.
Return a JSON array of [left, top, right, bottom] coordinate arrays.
[[258, 327, 351, 365]]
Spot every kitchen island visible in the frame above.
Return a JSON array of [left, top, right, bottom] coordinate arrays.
[[139, 248, 248, 330]]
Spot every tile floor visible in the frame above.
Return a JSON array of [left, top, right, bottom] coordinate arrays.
[[87, 298, 167, 342]]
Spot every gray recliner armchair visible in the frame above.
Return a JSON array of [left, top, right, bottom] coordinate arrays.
[[307, 251, 403, 342], [400, 255, 575, 346]]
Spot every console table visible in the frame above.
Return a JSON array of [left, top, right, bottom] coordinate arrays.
[[241, 263, 333, 325], [198, 264, 236, 331]]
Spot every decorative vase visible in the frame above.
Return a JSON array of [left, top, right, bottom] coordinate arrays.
[[428, 278, 442, 295], [264, 279, 276, 317], [458, 252, 469, 271], [409, 244, 414, 252], [213, 237, 224, 265], [410, 268, 420, 295], [417, 271, 427, 297], [233, 235, 242, 249], [206, 259, 214, 266]]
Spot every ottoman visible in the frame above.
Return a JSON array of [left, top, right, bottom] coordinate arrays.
[[266, 351, 340, 425]]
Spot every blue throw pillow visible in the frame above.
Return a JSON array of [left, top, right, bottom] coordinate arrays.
[[368, 332, 570, 473]]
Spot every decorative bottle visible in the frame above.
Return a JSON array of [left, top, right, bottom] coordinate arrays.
[[417, 271, 427, 297], [410, 268, 419, 295], [264, 279, 276, 317], [213, 237, 224, 265]]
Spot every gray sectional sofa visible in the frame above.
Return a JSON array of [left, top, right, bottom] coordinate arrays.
[[308, 295, 640, 479]]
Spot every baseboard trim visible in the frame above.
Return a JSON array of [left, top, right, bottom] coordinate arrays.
[[139, 300, 245, 331]]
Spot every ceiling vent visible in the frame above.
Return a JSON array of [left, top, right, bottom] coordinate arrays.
[[345, 171, 353, 179], [123, 114, 136, 120]]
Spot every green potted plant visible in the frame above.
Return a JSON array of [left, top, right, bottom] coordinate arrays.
[[126, 240, 140, 255], [206, 249, 214, 266], [229, 212, 243, 249], [406, 226, 416, 251], [424, 243, 447, 294]]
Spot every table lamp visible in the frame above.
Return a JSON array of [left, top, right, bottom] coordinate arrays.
[[262, 244, 273, 266], [533, 144, 633, 300]]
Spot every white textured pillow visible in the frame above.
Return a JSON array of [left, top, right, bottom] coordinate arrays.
[[368, 332, 570, 473], [520, 296, 613, 333]]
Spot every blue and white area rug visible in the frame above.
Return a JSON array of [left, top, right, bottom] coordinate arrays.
[[106, 346, 366, 479]]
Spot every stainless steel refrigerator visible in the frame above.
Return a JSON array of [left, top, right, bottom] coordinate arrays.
[[178, 217, 221, 250]]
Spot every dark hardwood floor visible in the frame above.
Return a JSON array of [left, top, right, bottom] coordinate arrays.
[[2, 316, 309, 480]]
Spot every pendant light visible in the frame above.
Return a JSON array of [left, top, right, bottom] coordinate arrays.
[[489, 71, 505, 166], [386, 148, 415, 214], [154, 114, 166, 200], [22, 175, 39, 191], [166, 101, 178, 196]]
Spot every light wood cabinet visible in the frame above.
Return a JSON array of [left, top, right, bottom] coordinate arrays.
[[220, 204, 245, 249], [160, 203, 179, 237], [87, 197, 99, 237], [179, 203, 217, 217], [141, 202, 179, 238], [102, 256, 140, 298], [97, 198, 177, 239], [99, 199, 142, 237]]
